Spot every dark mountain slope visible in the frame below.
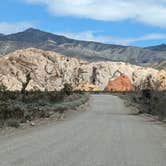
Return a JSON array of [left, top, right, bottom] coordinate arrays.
[[0, 28, 166, 66], [145, 44, 166, 52], [0, 33, 4, 37]]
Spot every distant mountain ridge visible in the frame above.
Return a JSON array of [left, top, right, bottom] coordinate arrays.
[[0, 33, 4, 37], [0, 28, 166, 68], [145, 44, 166, 52]]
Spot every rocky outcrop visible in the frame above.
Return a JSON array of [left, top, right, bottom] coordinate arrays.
[[0, 48, 165, 91], [104, 74, 134, 91], [0, 48, 82, 91], [156, 70, 166, 90], [74, 83, 100, 92]]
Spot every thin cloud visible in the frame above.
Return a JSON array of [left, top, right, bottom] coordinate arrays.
[[57, 31, 166, 45], [0, 22, 34, 34], [25, 0, 166, 27], [57, 31, 107, 43]]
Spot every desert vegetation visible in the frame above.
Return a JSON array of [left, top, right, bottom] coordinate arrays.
[[0, 84, 89, 128], [121, 90, 166, 121]]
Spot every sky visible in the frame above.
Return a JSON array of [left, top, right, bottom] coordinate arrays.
[[0, 0, 166, 47]]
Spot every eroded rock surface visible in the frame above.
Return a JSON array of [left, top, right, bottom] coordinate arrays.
[[0, 48, 165, 91], [104, 74, 134, 91], [74, 83, 100, 92], [156, 69, 166, 90]]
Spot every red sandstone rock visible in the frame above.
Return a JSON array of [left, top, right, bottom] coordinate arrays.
[[104, 74, 134, 91]]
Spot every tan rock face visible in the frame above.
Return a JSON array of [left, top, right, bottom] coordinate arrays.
[[104, 74, 134, 92], [156, 69, 166, 90], [74, 83, 100, 92], [0, 48, 81, 91], [0, 48, 165, 91]]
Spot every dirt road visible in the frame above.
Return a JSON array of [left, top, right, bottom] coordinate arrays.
[[0, 94, 166, 166]]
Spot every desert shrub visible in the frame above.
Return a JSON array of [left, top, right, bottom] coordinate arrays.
[[0, 120, 4, 128], [0, 85, 7, 92], [6, 119, 20, 128], [49, 91, 64, 103], [0, 91, 22, 101], [128, 90, 166, 120], [0, 83, 73, 104], [141, 89, 152, 106], [73, 90, 84, 94], [21, 90, 67, 104], [0, 83, 88, 127], [54, 105, 67, 113], [22, 91, 46, 103], [0, 102, 11, 120], [61, 83, 73, 96], [151, 92, 166, 118], [64, 93, 82, 102], [0, 103, 24, 120]]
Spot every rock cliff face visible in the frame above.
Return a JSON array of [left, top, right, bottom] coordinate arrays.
[[156, 70, 166, 91], [104, 74, 134, 91], [0, 48, 81, 91], [0, 48, 165, 91]]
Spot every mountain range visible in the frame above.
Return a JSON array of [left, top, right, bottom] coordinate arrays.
[[0, 28, 166, 68]]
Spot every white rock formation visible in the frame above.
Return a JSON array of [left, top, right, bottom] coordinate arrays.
[[0, 48, 165, 91]]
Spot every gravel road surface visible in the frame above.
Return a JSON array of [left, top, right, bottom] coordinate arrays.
[[0, 94, 166, 166]]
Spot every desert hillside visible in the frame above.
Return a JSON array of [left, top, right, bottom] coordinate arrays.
[[0, 28, 166, 68], [0, 48, 165, 91]]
